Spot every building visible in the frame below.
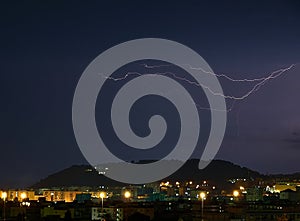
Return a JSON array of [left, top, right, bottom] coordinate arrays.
[[92, 207, 123, 221], [5, 190, 35, 201], [280, 189, 298, 201], [41, 206, 74, 219], [246, 187, 263, 201]]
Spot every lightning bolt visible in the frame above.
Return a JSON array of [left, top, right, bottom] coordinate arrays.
[[141, 63, 295, 82], [100, 63, 298, 112]]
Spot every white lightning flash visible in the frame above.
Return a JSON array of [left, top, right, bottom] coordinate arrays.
[[100, 63, 298, 112]]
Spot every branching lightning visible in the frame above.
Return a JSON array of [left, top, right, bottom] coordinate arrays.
[[141, 63, 296, 83], [100, 63, 298, 112]]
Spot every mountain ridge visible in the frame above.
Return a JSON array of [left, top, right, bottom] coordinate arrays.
[[31, 159, 265, 189]]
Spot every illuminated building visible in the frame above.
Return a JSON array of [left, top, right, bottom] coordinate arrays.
[[7, 190, 35, 201], [275, 184, 298, 192], [42, 190, 106, 202]]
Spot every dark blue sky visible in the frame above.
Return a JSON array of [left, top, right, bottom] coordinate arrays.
[[1, 1, 300, 188]]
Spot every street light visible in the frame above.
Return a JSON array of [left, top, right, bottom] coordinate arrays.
[[124, 191, 131, 201], [1, 192, 7, 221], [99, 192, 106, 210], [233, 190, 239, 197], [99, 191, 106, 219], [20, 192, 27, 201], [200, 192, 206, 221]]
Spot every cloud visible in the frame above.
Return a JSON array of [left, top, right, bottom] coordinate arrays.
[[283, 138, 300, 144], [283, 130, 300, 144]]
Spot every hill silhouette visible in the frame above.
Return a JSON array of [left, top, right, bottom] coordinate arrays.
[[31, 159, 262, 189]]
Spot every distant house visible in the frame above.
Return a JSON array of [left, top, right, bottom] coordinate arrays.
[[280, 189, 297, 201]]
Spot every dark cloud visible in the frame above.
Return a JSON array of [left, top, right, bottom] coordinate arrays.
[[283, 138, 300, 144]]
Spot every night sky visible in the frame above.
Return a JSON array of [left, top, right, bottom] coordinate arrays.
[[1, 1, 300, 188]]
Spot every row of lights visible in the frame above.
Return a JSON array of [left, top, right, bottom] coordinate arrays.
[[4, 189, 240, 202], [2, 190, 241, 201], [2, 191, 132, 201], [1, 192, 28, 201], [99, 191, 131, 200]]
